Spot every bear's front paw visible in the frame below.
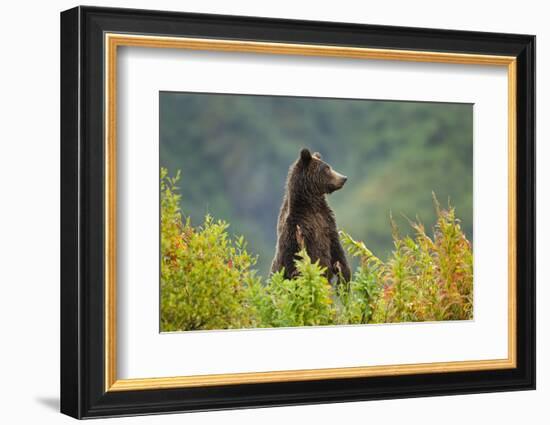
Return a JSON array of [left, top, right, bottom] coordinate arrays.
[[290, 268, 301, 279], [333, 261, 351, 283], [295, 224, 305, 249]]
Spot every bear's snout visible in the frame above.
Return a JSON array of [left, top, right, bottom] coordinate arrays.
[[337, 175, 348, 188], [328, 170, 347, 193], [337, 175, 348, 187], [334, 171, 347, 185]]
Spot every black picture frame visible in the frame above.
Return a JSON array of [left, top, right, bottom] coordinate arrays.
[[60, 5, 535, 419]]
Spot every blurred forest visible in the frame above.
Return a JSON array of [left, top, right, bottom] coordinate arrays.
[[160, 92, 473, 276]]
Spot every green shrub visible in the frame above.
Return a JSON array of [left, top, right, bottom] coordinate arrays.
[[336, 233, 383, 325], [251, 250, 335, 328], [160, 168, 261, 331], [160, 168, 473, 331], [338, 194, 473, 324]]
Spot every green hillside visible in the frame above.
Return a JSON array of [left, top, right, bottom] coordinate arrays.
[[160, 92, 473, 276]]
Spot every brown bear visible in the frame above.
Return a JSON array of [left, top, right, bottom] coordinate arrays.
[[270, 148, 351, 283]]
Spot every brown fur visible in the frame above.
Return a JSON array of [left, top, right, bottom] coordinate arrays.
[[270, 148, 351, 282]]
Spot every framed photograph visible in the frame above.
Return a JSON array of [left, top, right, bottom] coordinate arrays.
[[60, 6, 535, 419]]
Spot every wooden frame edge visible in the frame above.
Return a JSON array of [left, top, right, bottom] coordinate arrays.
[[105, 32, 118, 391], [108, 358, 516, 391], [507, 59, 518, 369], [104, 33, 518, 392]]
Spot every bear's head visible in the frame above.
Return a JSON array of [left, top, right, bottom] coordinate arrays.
[[290, 148, 348, 197]]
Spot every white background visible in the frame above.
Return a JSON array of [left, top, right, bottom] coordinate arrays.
[[118, 48, 509, 378], [0, 1, 545, 424]]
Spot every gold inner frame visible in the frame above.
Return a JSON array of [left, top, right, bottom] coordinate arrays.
[[104, 33, 517, 392]]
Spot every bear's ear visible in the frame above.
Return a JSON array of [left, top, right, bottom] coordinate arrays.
[[300, 148, 312, 164], [312, 151, 322, 160]]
